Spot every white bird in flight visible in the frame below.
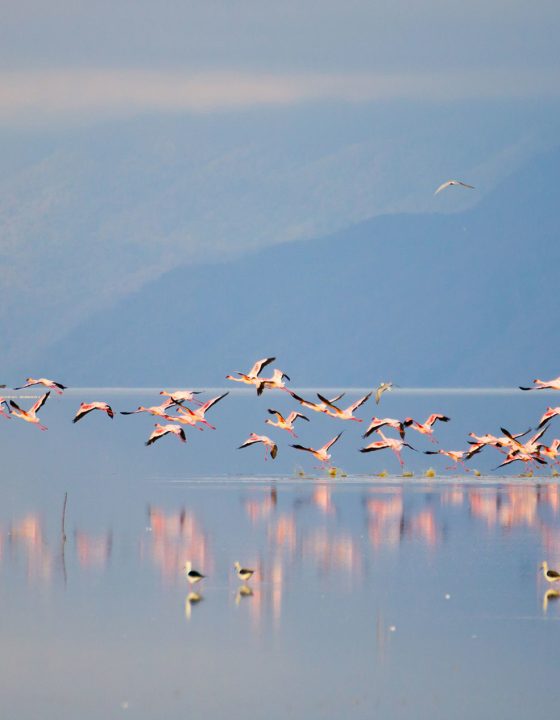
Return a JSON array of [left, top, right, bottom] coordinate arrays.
[[434, 180, 475, 195]]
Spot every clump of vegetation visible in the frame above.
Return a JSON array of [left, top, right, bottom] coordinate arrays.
[[402, 470, 414, 478], [377, 470, 389, 478], [424, 467, 436, 478], [328, 467, 337, 477], [473, 469, 481, 477]]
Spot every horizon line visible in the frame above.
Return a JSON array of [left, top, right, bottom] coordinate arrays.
[[3, 386, 556, 398]]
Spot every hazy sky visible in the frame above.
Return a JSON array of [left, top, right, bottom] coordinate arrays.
[[0, 1, 559, 123]]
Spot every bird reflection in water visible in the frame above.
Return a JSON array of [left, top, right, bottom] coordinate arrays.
[[185, 592, 203, 620], [243, 486, 277, 524], [9, 514, 53, 582], [235, 584, 254, 605], [144, 505, 212, 584], [365, 490, 404, 549], [543, 589, 560, 613], [75, 530, 112, 569]]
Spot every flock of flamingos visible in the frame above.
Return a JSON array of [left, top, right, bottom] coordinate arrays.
[[1, 358, 560, 473]]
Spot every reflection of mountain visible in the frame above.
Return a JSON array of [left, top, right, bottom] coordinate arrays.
[[34, 146, 560, 387]]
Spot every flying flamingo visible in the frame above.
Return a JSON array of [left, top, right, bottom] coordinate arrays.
[[9, 392, 50, 430], [424, 447, 481, 471], [291, 432, 343, 468], [258, 368, 291, 394], [537, 439, 560, 465], [537, 407, 560, 429], [317, 392, 372, 422], [0, 398, 11, 419], [288, 391, 345, 415], [120, 398, 177, 419], [359, 430, 416, 467], [73, 402, 114, 423], [14, 377, 67, 395], [226, 357, 276, 393], [265, 409, 309, 437], [174, 392, 229, 430], [145, 423, 186, 446], [238, 433, 278, 460], [494, 449, 547, 471], [403, 414, 450, 443], [363, 417, 407, 440], [160, 389, 204, 407], [520, 376, 560, 391]]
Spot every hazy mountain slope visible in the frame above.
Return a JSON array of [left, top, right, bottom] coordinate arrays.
[[13, 147, 560, 387], [1, 103, 554, 371]]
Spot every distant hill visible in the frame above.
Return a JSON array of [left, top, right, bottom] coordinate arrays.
[[18, 147, 560, 387]]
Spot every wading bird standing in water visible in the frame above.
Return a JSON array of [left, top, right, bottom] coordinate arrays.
[[9, 392, 50, 430], [14, 377, 67, 394], [184, 561, 205, 585], [72, 402, 114, 423], [234, 561, 255, 582], [540, 561, 560, 583], [145, 423, 186, 446], [238, 433, 278, 460], [291, 432, 343, 468]]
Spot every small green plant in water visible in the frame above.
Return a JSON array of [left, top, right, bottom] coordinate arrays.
[[424, 467, 436, 478], [328, 467, 337, 477], [377, 470, 389, 478], [552, 469, 559, 478], [473, 469, 481, 477], [402, 470, 414, 478]]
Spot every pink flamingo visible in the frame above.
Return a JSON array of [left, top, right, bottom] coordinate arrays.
[[288, 391, 345, 415], [291, 432, 343, 468], [317, 392, 372, 422], [403, 414, 450, 443], [0, 398, 11, 419], [226, 357, 276, 393], [73, 402, 114, 423], [160, 389, 204, 407], [266, 409, 309, 437], [174, 392, 229, 430], [520, 376, 560, 391], [360, 430, 416, 467], [120, 398, 177, 419], [9, 392, 50, 431], [145, 423, 186, 446], [537, 407, 560, 429], [424, 448, 481, 471], [238, 433, 278, 460], [14, 377, 66, 395], [363, 416, 407, 440]]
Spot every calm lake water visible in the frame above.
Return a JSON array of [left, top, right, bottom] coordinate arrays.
[[1, 389, 559, 719]]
